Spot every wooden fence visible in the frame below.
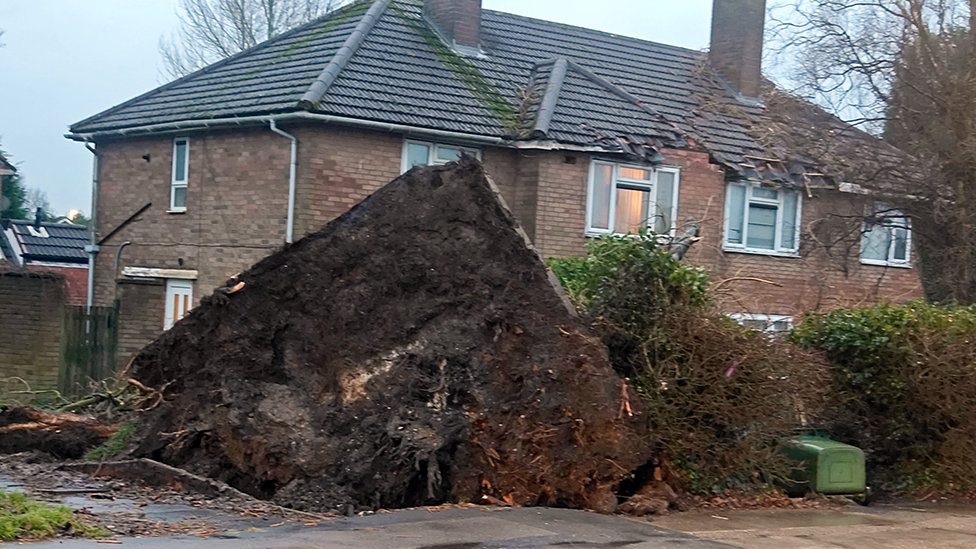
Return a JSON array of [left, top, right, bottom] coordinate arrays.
[[59, 305, 119, 398]]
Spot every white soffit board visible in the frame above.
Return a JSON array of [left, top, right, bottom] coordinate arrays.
[[122, 267, 198, 280]]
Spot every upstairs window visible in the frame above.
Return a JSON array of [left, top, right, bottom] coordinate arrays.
[[861, 204, 911, 267], [170, 138, 189, 212], [724, 182, 801, 255], [585, 161, 680, 236], [401, 140, 481, 172]]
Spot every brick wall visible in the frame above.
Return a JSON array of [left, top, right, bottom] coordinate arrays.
[[528, 147, 922, 316], [652, 149, 922, 316], [26, 265, 88, 306], [0, 270, 65, 397], [116, 279, 166, 369], [94, 128, 292, 310], [95, 126, 521, 363], [292, 125, 403, 238], [292, 127, 519, 239], [511, 151, 541, 241], [94, 124, 922, 351], [533, 152, 590, 258]]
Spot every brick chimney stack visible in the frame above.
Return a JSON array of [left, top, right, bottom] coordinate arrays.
[[709, 0, 766, 98], [424, 0, 482, 54]]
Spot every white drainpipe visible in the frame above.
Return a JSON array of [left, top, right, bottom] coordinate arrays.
[[84, 143, 100, 334], [269, 120, 298, 244]]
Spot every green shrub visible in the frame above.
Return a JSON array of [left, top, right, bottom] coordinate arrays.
[[548, 232, 709, 314], [0, 492, 108, 541], [550, 233, 828, 493], [793, 301, 976, 490]]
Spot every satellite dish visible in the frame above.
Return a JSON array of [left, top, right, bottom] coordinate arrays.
[[1, 195, 9, 212]]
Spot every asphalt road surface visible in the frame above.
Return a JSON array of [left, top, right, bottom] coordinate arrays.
[[27, 506, 733, 549]]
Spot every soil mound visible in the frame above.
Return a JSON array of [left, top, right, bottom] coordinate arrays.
[[129, 159, 649, 513]]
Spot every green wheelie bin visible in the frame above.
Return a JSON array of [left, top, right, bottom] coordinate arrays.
[[782, 435, 866, 497]]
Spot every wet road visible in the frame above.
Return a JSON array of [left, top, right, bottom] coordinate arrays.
[[655, 502, 976, 549], [26, 506, 733, 548]]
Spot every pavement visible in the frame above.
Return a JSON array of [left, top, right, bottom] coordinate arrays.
[[25, 506, 733, 548], [654, 501, 976, 549], [14, 487, 976, 548], [31, 504, 976, 549]]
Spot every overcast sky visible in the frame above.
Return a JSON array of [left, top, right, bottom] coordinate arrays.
[[0, 0, 712, 216]]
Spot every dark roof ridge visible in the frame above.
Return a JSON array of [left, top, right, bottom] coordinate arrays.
[[70, 0, 375, 133], [482, 7, 707, 58], [531, 58, 568, 139], [298, 0, 392, 110]]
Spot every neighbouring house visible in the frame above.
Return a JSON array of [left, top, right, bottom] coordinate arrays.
[[0, 153, 13, 177], [1, 219, 90, 305], [68, 0, 922, 367]]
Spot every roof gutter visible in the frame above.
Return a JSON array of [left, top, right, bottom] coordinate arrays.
[[66, 112, 508, 146]]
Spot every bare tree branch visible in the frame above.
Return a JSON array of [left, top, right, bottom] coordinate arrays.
[[160, 0, 348, 80], [769, 0, 976, 303]]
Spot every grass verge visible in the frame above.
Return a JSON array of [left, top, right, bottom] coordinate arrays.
[[0, 491, 108, 541]]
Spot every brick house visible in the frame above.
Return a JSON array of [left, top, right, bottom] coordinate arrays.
[[0, 219, 90, 305], [68, 0, 921, 365]]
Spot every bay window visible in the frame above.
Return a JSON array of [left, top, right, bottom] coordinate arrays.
[[723, 182, 801, 255], [861, 204, 911, 267], [585, 161, 680, 236]]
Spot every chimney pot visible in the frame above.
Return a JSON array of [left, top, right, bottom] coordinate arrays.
[[424, 0, 483, 53], [34, 207, 42, 228], [709, 0, 766, 98]]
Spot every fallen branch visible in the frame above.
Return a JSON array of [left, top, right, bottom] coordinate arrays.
[[0, 408, 119, 437], [713, 277, 784, 291], [669, 218, 701, 261]]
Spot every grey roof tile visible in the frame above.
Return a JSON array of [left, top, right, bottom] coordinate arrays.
[[71, 0, 827, 184], [8, 221, 89, 263]]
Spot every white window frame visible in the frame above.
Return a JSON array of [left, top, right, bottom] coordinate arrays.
[[860, 204, 912, 268], [723, 181, 802, 257], [584, 160, 681, 237], [400, 139, 482, 173], [169, 137, 189, 213], [727, 313, 794, 333]]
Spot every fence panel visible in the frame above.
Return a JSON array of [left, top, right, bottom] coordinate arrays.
[[60, 305, 119, 397]]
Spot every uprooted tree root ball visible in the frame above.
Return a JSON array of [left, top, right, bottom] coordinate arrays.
[[127, 159, 650, 513]]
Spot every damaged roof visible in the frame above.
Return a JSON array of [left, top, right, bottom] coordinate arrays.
[[5, 220, 89, 265], [69, 0, 853, 187]]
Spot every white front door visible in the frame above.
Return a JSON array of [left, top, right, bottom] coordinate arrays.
[[164, 279, 194, 330]]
